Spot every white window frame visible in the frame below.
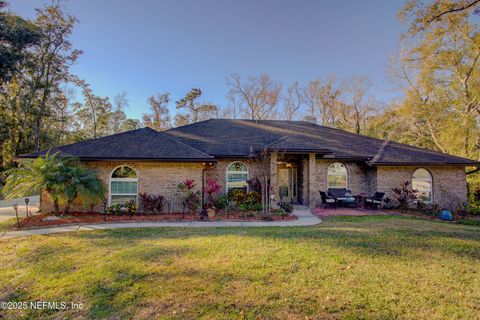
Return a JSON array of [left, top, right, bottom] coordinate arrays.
[[226, 161, 249, 193], [327, 162, 348, 189], [109, 166, 138, 206], [412, 168, 433, 203]]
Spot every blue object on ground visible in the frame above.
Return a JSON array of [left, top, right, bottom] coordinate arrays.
[[439, 209, 453, 221]]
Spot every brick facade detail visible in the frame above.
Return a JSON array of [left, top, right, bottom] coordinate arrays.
[[40, 157, 468, 212]]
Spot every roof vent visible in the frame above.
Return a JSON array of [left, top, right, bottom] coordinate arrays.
[[303, 115, 317, 124]]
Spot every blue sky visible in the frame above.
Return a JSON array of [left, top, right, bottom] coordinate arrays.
[[10, 0, 406, 119]]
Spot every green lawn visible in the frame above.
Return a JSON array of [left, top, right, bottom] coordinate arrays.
[[0, 218, 19, 233], [1, 216, 479, 319]]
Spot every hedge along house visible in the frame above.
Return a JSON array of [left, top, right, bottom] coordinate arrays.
[[20, 119, 479, 212]]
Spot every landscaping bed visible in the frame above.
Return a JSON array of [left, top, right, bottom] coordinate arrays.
[[15, 211, 297, 229]]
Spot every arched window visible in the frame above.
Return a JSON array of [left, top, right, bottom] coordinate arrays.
[[327, 162, 348, 189], [412, 168, 433, 202], [110, 166, 138, 205], [226, 161, 248, 193]]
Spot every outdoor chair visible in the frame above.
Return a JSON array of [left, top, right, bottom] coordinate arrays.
[[319, 191, 336, 210], [327, 188, 358, 208], [365, 192, 385, 209]]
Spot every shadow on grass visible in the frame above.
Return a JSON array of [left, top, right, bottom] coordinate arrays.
[[2, 215, 480, 319], [70, 216, 480, 261]]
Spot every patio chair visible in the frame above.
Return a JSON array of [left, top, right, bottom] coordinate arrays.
[[365, 192, 385, 209], [319, 191, 336, 210], [327, 188, 358, 208]]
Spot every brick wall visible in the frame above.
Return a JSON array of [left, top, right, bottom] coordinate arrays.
[[41, 161, 204, 213], [311, 160, 373, 207], [376, 166, 467, 209], [40, 159, 269, 213], [204, 158, 268, 196], [39, 158, 468, 212]]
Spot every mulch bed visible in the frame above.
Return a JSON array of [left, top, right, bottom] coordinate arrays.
[[18, 211, 297, 229]]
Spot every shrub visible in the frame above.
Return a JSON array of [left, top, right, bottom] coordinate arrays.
[[454, 203, 480, 217], [126, 200, 137, 215], [139, 193, 164, 214], [245, 191, 261, 204], [107, 203, 122, 215], [238, 191, 262, 212], [204, 178, 221, 209], [227, 189, 246, 207], [280, 202, 293, 213], [392, 181, 417, 212], [177, 179, 201, 214], [184, 191, 201, 214], [215, 195, 229, 209]]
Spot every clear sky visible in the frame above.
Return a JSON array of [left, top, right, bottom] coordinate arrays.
[[10, 0, 406, 119]]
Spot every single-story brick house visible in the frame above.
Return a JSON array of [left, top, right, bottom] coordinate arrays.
[[20, 119, 479, 212]]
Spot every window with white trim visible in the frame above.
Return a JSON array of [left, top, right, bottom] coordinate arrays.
[[327, 162, 348, 189], [110, 166, 138, 205], [412, 168, 433, 202], [226, 162, 248, 193]]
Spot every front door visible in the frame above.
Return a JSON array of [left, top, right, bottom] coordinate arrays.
[[278, 166, 298, 203]]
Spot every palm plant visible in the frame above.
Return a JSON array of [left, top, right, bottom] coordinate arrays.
[[3, 152, 64, 213], [3, 152, 104, 215], [59, 162, 104, 214]]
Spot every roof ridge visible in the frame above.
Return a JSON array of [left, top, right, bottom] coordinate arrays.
[[369, 140, 390, 164], [165, 118, 214, 131], [160, 131, 214, 158]]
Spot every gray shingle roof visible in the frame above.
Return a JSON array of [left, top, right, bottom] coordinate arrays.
[[165, 119, 478, 166], [18, 127, 214, 161], [19, 119, 479, 166]]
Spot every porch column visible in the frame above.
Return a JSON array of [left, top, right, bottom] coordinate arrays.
[[270, 152, 278, 208], [308, 153, 318, 208]]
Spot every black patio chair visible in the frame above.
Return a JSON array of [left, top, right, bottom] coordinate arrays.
[[365, 192, 385, 209], [319, 191, 336, 210]]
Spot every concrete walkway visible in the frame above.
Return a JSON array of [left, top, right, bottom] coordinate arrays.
[[0, 206, 321, 240]]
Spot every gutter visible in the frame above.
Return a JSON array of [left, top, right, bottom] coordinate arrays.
[[16, 156, 217, 162], [370, 162, 480, 167]]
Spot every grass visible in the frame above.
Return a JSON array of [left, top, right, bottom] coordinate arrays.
[[0, 217, 19, 232], [0, 216, 479, 319]]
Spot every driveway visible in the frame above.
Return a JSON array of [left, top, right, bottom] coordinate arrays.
[[0, 195, 39, 222]]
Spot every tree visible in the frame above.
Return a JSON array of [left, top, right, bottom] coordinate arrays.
[[175, 88, 217, 126], [71, 77, 112, 139], [397, 0, 480, 158], [282, 81, 304, 121], [0, 1, 41, 84], [120, 118, 140, 132], [110, 92, 129, 134], [339, 76, 375, 134], [303, 77, 342, 126], [401, 0, 480, 26], [25, 3, 81, 151], [227, 74, 281, 120], [143, 92, 171, 131]]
